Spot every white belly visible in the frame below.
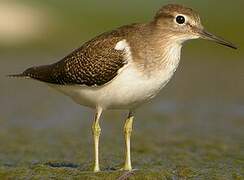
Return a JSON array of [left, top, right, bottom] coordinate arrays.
[[49, 63, 178, 110], [49, 39, 182, 110]]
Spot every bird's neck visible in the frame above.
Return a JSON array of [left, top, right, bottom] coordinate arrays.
[[133, 25, 183, 76], [147, 39, 182, 76]]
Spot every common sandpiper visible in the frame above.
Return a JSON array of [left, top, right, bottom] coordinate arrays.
[[9, 4, 237, 172]]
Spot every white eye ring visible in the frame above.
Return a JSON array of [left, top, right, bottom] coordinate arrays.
[[175, 14, 187, 25]]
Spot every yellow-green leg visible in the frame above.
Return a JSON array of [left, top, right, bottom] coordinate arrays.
[[92, 107, 103, 172], [122, 111, 134, 171]]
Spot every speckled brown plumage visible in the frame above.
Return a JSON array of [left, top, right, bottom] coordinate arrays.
[[13, 24, 137, 86], [21, 31, 127, 86], [16, 22, 157, 86], [154, 4, 199, 20]]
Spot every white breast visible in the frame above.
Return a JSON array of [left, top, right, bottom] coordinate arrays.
[[50, 40, 182, 110]]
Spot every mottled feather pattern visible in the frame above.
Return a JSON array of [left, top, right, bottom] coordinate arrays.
[[20, 28, 131, 86]]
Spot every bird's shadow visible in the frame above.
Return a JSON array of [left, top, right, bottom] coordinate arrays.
[[44, 161, 138, 178], [45, 161, 80, 169]]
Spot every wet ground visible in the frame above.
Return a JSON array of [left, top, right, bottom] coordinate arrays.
[[0, 51, 243, 179], [0, 1, 243, 179]]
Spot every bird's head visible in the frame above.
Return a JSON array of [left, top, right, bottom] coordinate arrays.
[[153, 4, 237, 49]]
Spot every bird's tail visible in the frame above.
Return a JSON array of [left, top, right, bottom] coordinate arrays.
[[7, 73, 30, 79], [7, 66, 38, 79], [7, 65, 54, 82]]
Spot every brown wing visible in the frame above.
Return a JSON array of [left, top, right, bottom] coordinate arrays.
[[19, 30, 129, 86]]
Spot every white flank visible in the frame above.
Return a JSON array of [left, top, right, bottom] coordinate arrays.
[[50, 40, 182, 110]]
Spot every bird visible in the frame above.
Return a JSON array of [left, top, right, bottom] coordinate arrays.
[[9, 4, 237, 172]]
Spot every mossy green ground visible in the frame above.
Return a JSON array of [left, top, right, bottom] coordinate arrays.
[[0, 1, 244, 179], [0, 109, 243, 179]]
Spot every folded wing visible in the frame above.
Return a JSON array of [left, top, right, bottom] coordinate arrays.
[[12, 29, 129, 87]]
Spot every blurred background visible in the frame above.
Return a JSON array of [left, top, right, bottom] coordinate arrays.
[[0, 0, 243, 178]]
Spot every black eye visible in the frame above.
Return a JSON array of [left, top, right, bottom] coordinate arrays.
[[176, 15, 185, 24]]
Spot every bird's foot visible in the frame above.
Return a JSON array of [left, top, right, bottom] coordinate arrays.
[[93, 166, 100, 173], [119, 166, 132, 171]]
